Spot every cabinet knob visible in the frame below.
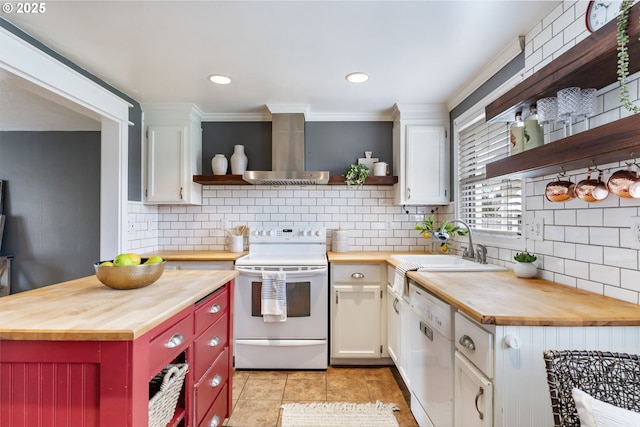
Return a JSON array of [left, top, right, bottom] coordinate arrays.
[[208, 414, 221, 427], [459, 334, 476, 351], [210, 373, 223, 387], [209, 336, 220, 347], [351, 272, 364, 279], [209, 304, 221, 314], [165, 333, 184, 349], [504, 334, 521, 349]]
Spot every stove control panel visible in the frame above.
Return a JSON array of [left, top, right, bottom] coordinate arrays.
[[250, 226, 326, 243]]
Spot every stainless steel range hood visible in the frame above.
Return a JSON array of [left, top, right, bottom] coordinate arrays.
[[243, 112, 330, 185]]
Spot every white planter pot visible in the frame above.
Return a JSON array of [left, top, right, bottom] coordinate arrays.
[[212, 154, 228, 175], [514, 262, 537, 278], [230, 145, 248, 175]]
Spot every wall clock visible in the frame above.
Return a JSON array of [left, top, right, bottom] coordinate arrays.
[[586, 1, 623, 32]]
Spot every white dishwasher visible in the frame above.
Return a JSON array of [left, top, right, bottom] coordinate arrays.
[[409, 281, 454, 427]]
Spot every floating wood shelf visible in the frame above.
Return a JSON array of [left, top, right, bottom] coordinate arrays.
[[193, 175, 251, 185], [486, 2, 640, 123], [192, 174, 398, 185], [484, 2, 640, 179], [486, 115, 640, 179], [328, 176, 398, 185]]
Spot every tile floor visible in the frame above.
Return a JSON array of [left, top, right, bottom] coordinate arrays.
[[225, 366, 419, 427]]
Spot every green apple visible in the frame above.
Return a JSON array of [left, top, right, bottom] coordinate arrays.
[[113, 253, 136, 267]]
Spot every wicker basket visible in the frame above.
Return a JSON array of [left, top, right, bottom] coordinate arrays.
[[148, 363, 188, 427]]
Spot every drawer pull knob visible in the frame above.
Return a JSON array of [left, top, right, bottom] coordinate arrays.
[[475, 386, 485, 420], [165, 333, 184, 349], [209, 336, 220, 347], [351, 272, 364, 279], [209, 304, 221, 314], [210, 373, 223, 387], [209, 414, 221, 427], [459, 335, 476, 351]]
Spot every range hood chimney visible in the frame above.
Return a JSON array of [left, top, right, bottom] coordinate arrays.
[[243, 106, 329, 185]]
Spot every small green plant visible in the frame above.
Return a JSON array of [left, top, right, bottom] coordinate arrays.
[[514, 252, 537, 263], [617, 0, 640, 113], [415, 213, 468, 252], [344, 164, 369, 186]]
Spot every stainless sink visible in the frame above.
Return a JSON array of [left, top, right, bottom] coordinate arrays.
[[391, 254, 507, 272]]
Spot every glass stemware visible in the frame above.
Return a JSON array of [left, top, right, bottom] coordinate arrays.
[[537, 97, 558, 144], [557, 87, 581, 136], [579, 88, 597, 130]]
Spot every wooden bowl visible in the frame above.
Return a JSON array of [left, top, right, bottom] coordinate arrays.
[[94, 259, 165, 290]]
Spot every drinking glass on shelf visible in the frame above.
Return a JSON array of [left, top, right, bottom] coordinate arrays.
[[537, 97, 558, 144], [557, 87, 581, 136], [579, 88, 598, 130]]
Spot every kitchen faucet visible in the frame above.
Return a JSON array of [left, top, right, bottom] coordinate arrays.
[[435, 219, 475, 261]]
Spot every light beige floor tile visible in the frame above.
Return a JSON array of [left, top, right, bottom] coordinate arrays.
[[238, 378, 286, 400], [283, 378, 327, 401], [226, 399, 281, 427]]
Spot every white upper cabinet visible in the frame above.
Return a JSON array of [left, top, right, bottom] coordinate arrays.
[[393, 104, 450, 205], [143, 104, 203, 205]]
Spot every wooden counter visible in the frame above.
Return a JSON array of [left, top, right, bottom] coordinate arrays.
[[0, 269, 238, 341], [327, 251, 431, 264], [143, 250, 247, 261], [407, 270, 640, 327]]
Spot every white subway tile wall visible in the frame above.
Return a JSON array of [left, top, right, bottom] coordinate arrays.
[[522, 0, 640, 304], [128, 186, 453, 255], [128, 0, 640, 304]]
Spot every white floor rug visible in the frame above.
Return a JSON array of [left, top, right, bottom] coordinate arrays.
[[281, 401, 399, 427]]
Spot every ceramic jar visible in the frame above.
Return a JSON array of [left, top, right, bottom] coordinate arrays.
[[230, 145, 248, 175], [212, 154, 228, 175], [514, 261, 537, 278]]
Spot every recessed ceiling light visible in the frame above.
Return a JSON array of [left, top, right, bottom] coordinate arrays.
[[208, 74, 232, 85], [346, 72, 369, 83]]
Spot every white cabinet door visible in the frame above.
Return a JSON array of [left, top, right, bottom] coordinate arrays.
[[143, 104, 202, 205], [331, 284, 381, 358], [454, 352, 493, 427], [146, 125, 187, 203], [405, 125, 448, 204], [398, 295, 412, 386]]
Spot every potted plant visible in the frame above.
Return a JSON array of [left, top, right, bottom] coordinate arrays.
[[344, 164, 370, 187], [513, 251, 538, 278], [415, 213, 467, 253]]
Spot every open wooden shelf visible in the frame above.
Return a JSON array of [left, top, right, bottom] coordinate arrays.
[[193, 175, 398, 185], [486, 2, 640, 123], [328, 176, 398, 185], [193, 175, 251, 185], [486, 114, 640, 178], [484, 2, 640, 179]]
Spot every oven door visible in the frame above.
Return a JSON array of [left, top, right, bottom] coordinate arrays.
[[234, 266, 328, 340]]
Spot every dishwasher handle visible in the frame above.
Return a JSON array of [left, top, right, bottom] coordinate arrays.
[[459, 334, 476, 351]]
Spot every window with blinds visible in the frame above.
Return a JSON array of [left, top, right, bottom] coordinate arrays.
[[457, 115, 522, 238]]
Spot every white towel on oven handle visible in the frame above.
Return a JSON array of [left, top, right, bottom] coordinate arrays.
[[261, 270, 287, 322]]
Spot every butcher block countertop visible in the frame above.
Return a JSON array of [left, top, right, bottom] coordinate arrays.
[[0, 269, 237, 341], [143, 250, 247, 261], [327, 251, 431, 264], [407, 270, 640, 327]]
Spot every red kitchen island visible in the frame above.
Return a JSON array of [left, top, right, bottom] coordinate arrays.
[[0, 269, 236, 427]]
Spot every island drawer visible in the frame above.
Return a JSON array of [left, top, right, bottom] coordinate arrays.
[[195, 285, 229, 336], [193, 314, 228, 380], [148, 313, 194, 377], [332, 263, 383, 283], [194, 347, 229, 424], [198, 383, 228, 427]]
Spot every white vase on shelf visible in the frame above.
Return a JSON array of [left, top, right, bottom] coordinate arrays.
[[230, 145, 248, 175], [212, 154, 228, 175]]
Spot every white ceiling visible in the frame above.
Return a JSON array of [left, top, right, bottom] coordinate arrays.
[[1, 0, 560, 128]]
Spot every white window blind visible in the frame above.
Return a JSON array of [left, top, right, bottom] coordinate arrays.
[[458, 116, 522, 237]]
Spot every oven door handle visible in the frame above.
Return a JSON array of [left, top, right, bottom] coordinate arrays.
[[235, 266, 327, 277], [235, 339, 326, 347]]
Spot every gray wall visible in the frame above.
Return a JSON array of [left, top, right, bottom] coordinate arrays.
[[0, 131, 101, 293], [201, 121, 393, 176]]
